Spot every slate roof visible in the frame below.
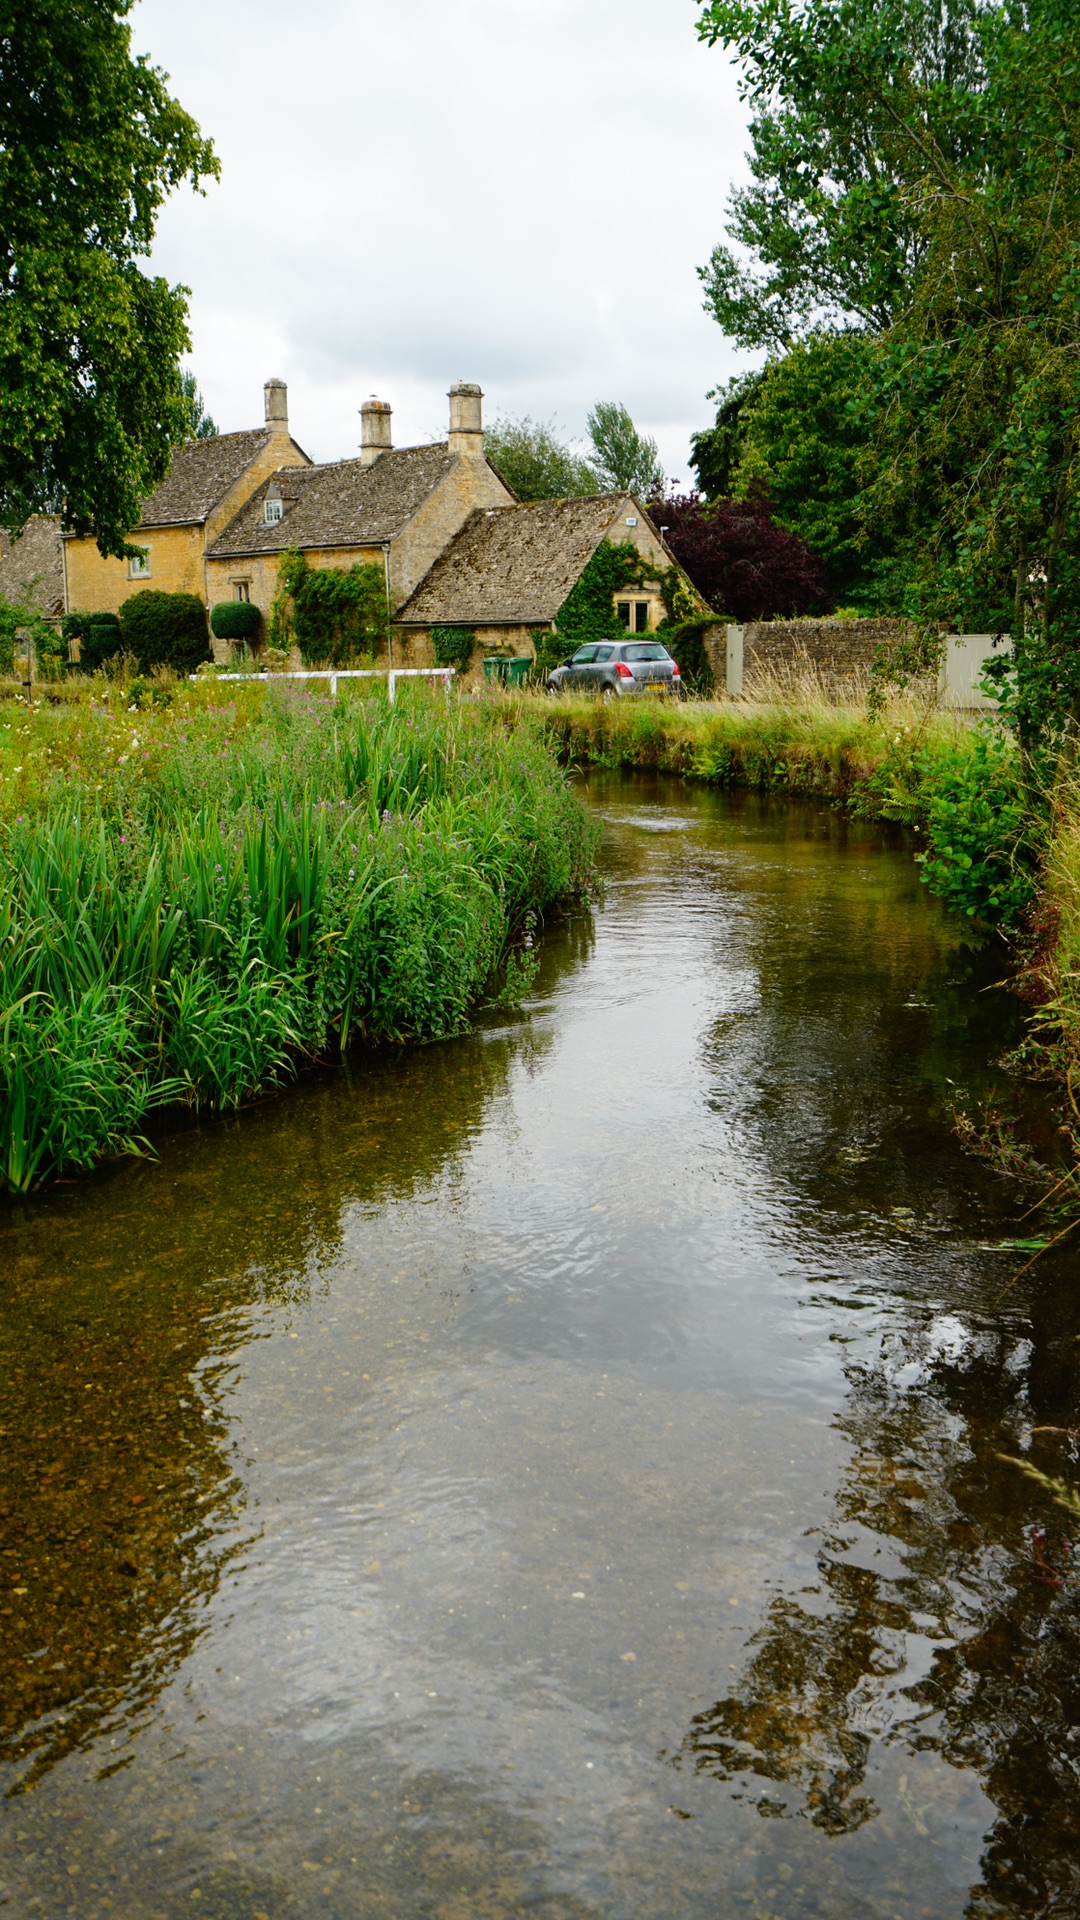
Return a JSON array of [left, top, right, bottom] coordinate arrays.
[[207, 445, 457, 558], [0, 514, 65, 615], [136, 429, 276, 528], [395, 494, 640, 625]]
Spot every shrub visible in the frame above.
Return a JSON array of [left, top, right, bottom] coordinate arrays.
[[210, 601, 263, 643], [1, 598, 57, 677], [432, 626, 474, 673], [63, 610, 122, 672], [118, 590, 210, 674]]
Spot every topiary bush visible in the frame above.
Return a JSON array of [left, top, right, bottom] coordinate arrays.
[[63, 609, 122, 671], [211, 601, 263, 642], [118, 590, 210, 674]]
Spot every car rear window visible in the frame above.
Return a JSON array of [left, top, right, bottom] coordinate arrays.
[[570, 646, 599, 664], [622, 643, 670, 662]]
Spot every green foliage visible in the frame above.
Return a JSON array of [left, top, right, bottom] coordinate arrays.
[[210, 601, 263, 642], [63, 609, 122, 672], [689, 369, 767, 500], [0, 693, 599, 1188], [180, 370, 218, 441], [0, 1, 219, 557], [876, 727, 1040, 924], [733, 333, 891, 605], [484, 416, 598, 500], [0, 598, 54, 677], [696, 0, 1080, 747], [553, 541, 651, 654], [586, 402, 665, 496], [431, 627, 475, 673], [118, 590, 210, 674], [658, 618, 715, 696], [269, 549, 388, 667]]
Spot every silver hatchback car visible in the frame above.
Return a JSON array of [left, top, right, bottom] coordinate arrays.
[[546, 638, 683, 698]]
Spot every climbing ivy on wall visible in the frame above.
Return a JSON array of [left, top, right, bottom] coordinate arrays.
[[554, 541, 649, 650], [431, 626, 475, 673], [269, 548, 389, 667]]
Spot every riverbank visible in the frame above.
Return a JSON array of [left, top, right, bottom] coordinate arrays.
[[516, 688, 1078, 1079], [0, 683, 598, 1191]]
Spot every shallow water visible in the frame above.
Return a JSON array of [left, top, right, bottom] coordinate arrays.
[[2, 773, 1078, 1920]]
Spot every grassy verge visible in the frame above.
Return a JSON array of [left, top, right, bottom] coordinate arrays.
[[0, 680, 598, 1192]]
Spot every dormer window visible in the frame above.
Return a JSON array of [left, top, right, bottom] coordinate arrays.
[[264, 483, 284, 526]]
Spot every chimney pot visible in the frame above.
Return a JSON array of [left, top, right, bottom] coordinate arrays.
[[360, 396, 393, 466], [264, 378, 289, 432], [448, 381, 484, 456]]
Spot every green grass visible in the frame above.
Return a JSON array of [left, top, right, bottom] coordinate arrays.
[[0, 679, 598, 1191]]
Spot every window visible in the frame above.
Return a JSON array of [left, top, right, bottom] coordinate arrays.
[[233, 580, 251, 602], [623, 643, 669, 662], [570, 645, 600, 664], [634, 601, 649, 632], [128, 549, 151, 579], [264, 496, 283, 525], [594, 645, 615, 661], [616, 600, 631, 628]]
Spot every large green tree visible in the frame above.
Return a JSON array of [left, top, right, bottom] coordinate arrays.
[[0, 1, 218, 556], [484, 414, 598, 500], [697, 0, 1080, 747], [587, 401, 665, 496]]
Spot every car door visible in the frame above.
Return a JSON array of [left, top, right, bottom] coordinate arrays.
[[565, 644, 599, 688], [589, 643, 616, 690]]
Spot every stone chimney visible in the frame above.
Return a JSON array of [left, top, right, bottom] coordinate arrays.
[[359, 396, 393, 467], [448, 381, 484, 457], [264, 378, 289, 433]]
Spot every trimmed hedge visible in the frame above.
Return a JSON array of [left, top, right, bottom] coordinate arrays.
[[118, 591, 211, 674], [211, 601, 263, 642], [63, 609, 122, 672]]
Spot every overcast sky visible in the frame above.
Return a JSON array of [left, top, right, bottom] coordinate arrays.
[[136, 0, 753, 483]]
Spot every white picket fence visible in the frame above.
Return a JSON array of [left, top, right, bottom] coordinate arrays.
[[191, 666, 455, 702]]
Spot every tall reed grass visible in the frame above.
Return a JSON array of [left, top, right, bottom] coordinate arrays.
[[0, 686, 598, 1191]]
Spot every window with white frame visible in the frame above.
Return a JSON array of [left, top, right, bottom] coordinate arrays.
[[264, 487, 283, 526], [128, 548, 151, 579], [233, 580, 251, 601]]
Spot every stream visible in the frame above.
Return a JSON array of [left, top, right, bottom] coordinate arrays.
[[2, 771, 1078, 1920]]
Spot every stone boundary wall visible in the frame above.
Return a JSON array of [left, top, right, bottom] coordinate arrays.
[[699, 617, 909, 694]]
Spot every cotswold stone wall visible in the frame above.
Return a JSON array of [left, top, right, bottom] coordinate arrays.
[[744, 616, 907, 680], [699, 617, 909, 694]]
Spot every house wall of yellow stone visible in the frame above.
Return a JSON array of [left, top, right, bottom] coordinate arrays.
[[62, 427, 308, 618], [204, 545, 385, 663], [387, 456, 514, 608]]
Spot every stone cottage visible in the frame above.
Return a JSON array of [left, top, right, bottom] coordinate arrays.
[[203, 383, 514, 650], [62, 380, 311, 616], [393, 492, 678, 662]]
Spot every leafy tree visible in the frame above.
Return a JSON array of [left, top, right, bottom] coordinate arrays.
[[731, 333, 890, 604], [689, 368, 766, 500], [181, 371, 218, 442], [649, 492, 831, 622], [587, 402, 665, 496], [694, 0, 985, 349], [0, 2, 218, 557], [696, 0, 1080, 748], [484, 415, 597, 499]]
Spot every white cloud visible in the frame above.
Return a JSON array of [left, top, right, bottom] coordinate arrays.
[[136, 0, 753, 483]]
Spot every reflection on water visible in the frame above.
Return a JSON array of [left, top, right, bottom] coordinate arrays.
[[1, 774, 1077, 1920]]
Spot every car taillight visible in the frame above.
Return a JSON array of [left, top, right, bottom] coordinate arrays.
[[615, 661, 633, 678], [672, 662, 681, 676]]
